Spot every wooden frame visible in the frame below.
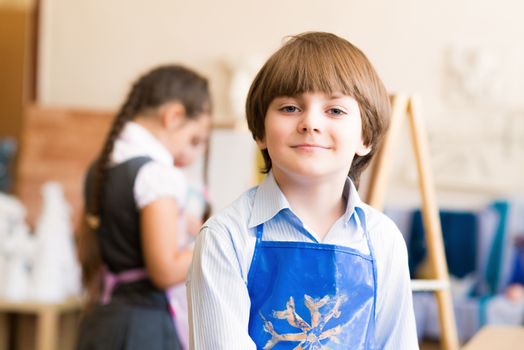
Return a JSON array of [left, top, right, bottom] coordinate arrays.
[[366, 94, 460, 350]]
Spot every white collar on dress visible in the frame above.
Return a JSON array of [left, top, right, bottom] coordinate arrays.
[[111, 121, 173, 167]]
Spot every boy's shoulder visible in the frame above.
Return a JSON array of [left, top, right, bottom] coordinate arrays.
[[359, 201, 405, 244], [203, 185, 258, 233], [358, 203, 410, 271]]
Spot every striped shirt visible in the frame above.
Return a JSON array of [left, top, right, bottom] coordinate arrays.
[[187, 172, 418, 349]]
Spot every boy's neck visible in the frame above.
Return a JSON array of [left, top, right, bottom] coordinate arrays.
[[272, 170, 348, 241]]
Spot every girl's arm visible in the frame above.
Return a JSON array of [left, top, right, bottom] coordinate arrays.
[[140, 197, 193, 289]]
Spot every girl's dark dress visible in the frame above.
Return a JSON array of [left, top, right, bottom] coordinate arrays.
[[76, 157, 181, 350]]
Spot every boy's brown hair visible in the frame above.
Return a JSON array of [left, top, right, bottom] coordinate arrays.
[[246, 32, 390, 187]]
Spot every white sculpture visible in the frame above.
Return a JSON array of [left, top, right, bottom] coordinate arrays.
[[31, 182, 81, 302], [2, 223, 35, 300], [446, 46, 502, 106], [227, 55, 265, 121], [0, 192, 35, 300], [423, 46, 524, 194]]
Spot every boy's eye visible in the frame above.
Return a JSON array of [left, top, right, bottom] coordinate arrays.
[[280, 105, 299, 113], [328, 108, 346, 116]]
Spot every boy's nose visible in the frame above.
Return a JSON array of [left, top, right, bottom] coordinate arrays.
[[297, 109, 322, 133]]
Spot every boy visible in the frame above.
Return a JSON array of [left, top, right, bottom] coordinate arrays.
[[188, 32, 418, 349]]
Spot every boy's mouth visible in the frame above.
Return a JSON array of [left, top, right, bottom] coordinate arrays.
[[291, 143, 330, 150]]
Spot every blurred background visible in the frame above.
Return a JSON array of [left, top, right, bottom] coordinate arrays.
[[1, 0, 523, 349]]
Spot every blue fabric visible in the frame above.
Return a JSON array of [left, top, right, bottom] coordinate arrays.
[[0, 138, 16, 192], [470, 201, 509, 328], [408, 210, 477, 278], [247, 224, 377, 349], [477, 295, 491, 328], [483, 201, 509, 295], [508, 248, 524, 285]]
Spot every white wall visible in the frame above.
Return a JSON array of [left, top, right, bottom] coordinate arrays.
[[38, 0, 524, 207]]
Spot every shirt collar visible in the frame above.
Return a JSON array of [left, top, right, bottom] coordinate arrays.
[[248, 172, 368, 230], [343, 177, 368, 231], [112, 121, 173, 166], [248, 172, 291, 228]]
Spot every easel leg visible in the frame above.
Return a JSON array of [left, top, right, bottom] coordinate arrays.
[[365, 94, 460, 350], [408, 96, 459, 350]]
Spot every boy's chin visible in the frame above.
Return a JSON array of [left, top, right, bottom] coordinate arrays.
[[274, 166, 347, 181]]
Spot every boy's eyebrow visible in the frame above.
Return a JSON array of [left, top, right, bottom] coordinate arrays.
[[327, 92, 347, 99], [273, 92, 351, 101], [271, 96, 298, 103], [274, 95, 296, 99]]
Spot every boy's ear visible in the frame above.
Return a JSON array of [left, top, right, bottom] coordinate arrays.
[[160, 102, 185, 129], [255, 137, 267, 150], [356, 143, 372, 157]]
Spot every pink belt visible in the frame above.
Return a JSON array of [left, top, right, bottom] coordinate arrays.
[[101, 267, 176, 319], [101, 267, 149, 304]]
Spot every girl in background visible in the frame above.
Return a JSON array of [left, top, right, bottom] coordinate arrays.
[[76, 65, 211, 350]]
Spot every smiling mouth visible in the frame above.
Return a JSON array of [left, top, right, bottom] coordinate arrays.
[[291, 144, 330, 150]]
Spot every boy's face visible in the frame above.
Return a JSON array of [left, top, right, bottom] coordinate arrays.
[[257, 92, 370, 182]]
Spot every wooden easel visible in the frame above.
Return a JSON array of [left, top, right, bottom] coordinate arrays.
[[366, 94, 460, 350]]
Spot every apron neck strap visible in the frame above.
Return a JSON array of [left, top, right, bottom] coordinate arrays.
[[256, 224, 264, 242]]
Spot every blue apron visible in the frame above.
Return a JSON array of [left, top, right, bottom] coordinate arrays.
[[247, 223, 377, 349]]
